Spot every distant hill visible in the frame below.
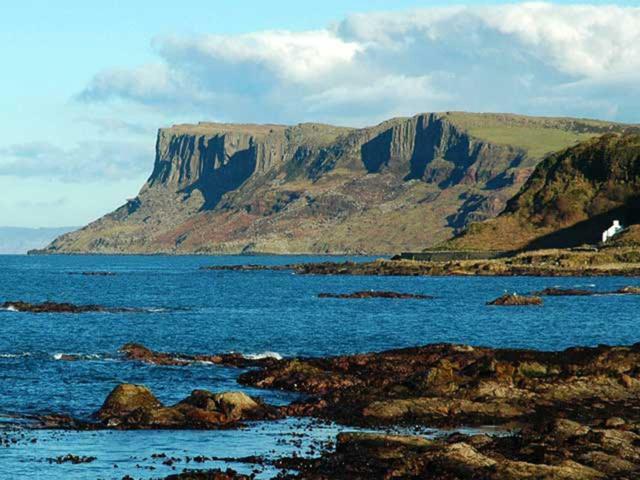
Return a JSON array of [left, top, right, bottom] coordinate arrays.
[[36, 112, 636, 255], [0, 227, 78, 254], [443, 134, 640, 251]]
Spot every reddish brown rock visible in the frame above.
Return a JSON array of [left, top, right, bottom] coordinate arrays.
[[487, 294, 543, 306]]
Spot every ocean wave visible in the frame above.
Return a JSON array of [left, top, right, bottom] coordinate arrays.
[[0, 352, 31, 359], [52, 353, 107, 361], [1, 305, 18, 312], [244, 351, 283, 361]]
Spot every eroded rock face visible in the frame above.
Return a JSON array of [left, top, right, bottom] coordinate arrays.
[[94, 384, 279, 429]]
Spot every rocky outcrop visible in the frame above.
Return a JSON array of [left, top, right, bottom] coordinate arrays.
[[237, 342, 640, 429], [95, 384, 279, 429], [281, 421, 640, 479], [119, 343, 278, 368], [36, 113, 631, 255], [487, 293, 543, 306]]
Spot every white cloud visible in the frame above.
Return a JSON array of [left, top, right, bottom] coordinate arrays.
[[76, 3, 640, 125], [0, 140, 152, 182]]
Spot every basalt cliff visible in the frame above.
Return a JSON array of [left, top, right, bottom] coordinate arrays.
[[37, 112, 632, 254]]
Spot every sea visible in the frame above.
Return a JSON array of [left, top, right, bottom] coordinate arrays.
[[1, 254, 639, 479]]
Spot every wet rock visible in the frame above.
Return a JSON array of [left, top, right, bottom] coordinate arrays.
[[617, 286, 640, 295], [533, 287, 597, 296], [119, 343, 279, 368], [200, 264, 289, 272], [96, 384, 163, 423], [163, 469, 251, 479], [48, 454, 97, 464], [1, 300, 140, 314], [239, 342, 640, 429], [68, 271, 117, 276], [1, 301, 108, 313], [318, 291, 433, 299], [94, 384, 279, 429], [487, 294, 543, 306]]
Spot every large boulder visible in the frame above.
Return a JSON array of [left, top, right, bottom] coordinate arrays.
[[96, 384, 162, 423]]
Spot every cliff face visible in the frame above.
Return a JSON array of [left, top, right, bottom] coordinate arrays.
[[445, 134, 640, 251], [40, 112, 633, 254]]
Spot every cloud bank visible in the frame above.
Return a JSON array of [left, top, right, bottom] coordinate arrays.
[[0, 141, 151, 182], [78, 3, 640, 125]]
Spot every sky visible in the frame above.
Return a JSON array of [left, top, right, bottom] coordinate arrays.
[[1, 0, 639, 227]]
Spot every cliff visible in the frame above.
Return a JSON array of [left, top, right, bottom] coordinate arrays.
[[444, 133, 640, 251], [38, 112, 634, 254]]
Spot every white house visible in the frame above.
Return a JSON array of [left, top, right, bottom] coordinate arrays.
[[602, 220, 624, 243]]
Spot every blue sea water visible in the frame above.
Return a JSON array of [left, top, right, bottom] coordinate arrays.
[[0, 254, 639, 479]]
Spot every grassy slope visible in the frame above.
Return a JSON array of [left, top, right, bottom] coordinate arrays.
[[443, 133, 640, 252]]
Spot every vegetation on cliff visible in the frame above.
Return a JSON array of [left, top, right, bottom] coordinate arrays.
[[445, 133, 640, 252]]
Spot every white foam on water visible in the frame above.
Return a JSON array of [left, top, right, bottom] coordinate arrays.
[[244, 351, 283, 361], [0, 352, 30, 358], [52, 353, 103, 361]]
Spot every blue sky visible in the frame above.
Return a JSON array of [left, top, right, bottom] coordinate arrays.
[[1, 1, 639, 227]]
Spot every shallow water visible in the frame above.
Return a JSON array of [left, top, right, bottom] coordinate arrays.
[[1, 254, 639, 478]]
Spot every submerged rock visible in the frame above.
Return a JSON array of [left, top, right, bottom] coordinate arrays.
[[318, 291, 433, 300], [533, 287, 597, 296], [1, 301, 108, 313], [67, 271, 117, 276], [487, 294, 543, 306], [0, 300, 143, 314], [163, 469, 251, 479]]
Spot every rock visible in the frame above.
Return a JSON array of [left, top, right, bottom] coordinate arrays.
[[163, 469, 251, 479], [67, 271, 116, 276], [549, 419, 590, 441], [177, 391, 264, 422], [48, 454, 97, 464], [96, 384, 162, 423], [1, 300, 139, 313], [1, 300, 108, 313], [437, 442, 497, 475], [533, 287, 597, 296], [94, 384, 278, 429], [617, 286, 640, 295], [487, 294, 543, 306], [318, 291, 433, 299], [119, 343, 279, 368], [605, 417, 626, 428]]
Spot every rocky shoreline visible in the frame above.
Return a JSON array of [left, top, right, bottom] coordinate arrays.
[[197, 246, 640, 278], [25, 341, 640, 478]]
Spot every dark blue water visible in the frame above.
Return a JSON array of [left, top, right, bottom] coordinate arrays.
[[1, 255, 639, 479]]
